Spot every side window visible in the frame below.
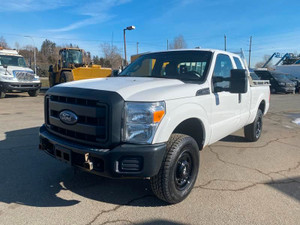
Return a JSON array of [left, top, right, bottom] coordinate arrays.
[[213, 54, 233, 90], [233, 57, 244, 69]]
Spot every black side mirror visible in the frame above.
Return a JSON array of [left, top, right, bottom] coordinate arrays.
[[3, 64, 7, 69], [229, 69, 248, 94]]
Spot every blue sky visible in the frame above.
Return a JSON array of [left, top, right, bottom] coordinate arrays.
[[0, 0, 300, 65]]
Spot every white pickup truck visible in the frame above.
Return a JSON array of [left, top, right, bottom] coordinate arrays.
[[39, 49, 270, 203], [0, 48, 41, 98]]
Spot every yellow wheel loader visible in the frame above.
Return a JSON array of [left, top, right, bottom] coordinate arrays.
[[48, 48, 112, 87]]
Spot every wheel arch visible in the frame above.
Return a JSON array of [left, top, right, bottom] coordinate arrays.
[[172, 118, 205, 150]]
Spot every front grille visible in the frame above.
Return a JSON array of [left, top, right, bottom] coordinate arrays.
[[13, 71, 35, 81], [46, 95, 109, 146]]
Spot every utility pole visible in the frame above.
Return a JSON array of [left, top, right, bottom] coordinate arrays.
[[224, 35, 227, 51], [248, 36, 252, 68], [137, 42, 139, 54], [167, 39, 169, 50]]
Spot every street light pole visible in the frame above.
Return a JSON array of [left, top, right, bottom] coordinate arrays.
[[24, 35, 37, 75], [123, 25, 135, 66], [123, 29, 127, 66]]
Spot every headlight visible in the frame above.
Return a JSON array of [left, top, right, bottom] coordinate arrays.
[[123, 101, 165, 144], [278, 82, 285, 86], [0, 75, 14, 81]]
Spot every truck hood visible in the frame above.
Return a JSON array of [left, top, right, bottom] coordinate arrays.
[[0, 66, 34, 75], [59, 77, 204, 101]]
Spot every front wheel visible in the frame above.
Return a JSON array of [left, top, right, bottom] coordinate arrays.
[[150, 134, 199, 204], [28, 89, 40, 97], [244, 109, 263, 142]]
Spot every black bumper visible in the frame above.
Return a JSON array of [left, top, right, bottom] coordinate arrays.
[[39, 125, 166, 178], [0, 81, 41, 92]]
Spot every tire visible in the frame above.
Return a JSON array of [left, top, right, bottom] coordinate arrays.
[[49, 72, 56, 87], [28, 89, 40, 97], [244, 109, 263, 142], [150, 134, 199, 204], [59, 71, 73, 84], [0, 91, 6, 99]]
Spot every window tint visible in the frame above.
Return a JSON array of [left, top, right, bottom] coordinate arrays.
[[213, 54, 233, 90], [233, 57, 244, 69]]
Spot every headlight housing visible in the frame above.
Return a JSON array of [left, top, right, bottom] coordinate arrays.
[[122, 101, 165, 144], [278, 82, 285, 86]]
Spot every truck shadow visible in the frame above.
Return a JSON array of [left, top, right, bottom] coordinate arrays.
[[220, 135, 248, 143], [0, 127, 166, 208]]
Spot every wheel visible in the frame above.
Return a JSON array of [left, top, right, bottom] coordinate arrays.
[[0, 91, 6, 99], [28, 89, 40, 97], [270, 88, 276, 94], [150, 134, 199, 204], [244, 109, 263, 142], [49, 72, 56, 87], [59, 71, 73, 84]]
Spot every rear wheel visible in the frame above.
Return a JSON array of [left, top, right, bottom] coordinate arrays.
[[150, 134, 199, 204], [244, 109, 263, 142], [28, 89, 40, 97], [0, 91, 6, 99], [59, 71, 73, 84]]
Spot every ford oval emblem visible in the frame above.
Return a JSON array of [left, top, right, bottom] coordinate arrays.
[[59, 110, 78, 125]]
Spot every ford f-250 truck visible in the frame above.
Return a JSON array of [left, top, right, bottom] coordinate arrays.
[[0, 48, 41, 98], [39, 49, 270, 204]]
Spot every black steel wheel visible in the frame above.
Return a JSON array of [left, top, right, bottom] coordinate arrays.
[[150, 134, 199, 204], [244, 109, 263, 142]]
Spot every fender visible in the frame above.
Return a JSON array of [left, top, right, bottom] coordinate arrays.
[[247, 90, 269, 125], [153, 100, 211, 147]]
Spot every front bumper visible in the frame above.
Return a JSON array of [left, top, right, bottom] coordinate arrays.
[[277, 86, 295, 93], [39, 125, 166, 178], [0, 81, 41, 92]]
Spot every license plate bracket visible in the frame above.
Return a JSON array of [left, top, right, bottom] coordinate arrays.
[[54, 145, 72, 165]]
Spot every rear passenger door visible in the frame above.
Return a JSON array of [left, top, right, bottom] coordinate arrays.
[[233, 56, 251, 127], [209, 54, 241, 144]]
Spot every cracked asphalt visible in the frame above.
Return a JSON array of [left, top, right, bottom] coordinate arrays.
[[0, 92, 299, 225]]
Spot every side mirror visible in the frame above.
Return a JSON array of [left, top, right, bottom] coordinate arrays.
[[229, 69, 248, 94], [3, 64, 7, 69], [112, 70, 120, 77]]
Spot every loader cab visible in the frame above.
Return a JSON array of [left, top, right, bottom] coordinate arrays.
[[60, 48, 83, 68]]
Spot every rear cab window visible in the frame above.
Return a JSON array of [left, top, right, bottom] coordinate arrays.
[[233, 57, 244, 69]]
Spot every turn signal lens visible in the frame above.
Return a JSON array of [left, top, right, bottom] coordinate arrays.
[[153, 110, 165, 123]]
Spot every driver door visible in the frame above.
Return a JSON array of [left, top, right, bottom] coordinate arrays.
[[209, 54, 241, 144]]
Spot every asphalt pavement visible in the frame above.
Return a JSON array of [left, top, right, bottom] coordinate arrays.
[[0, 92, 299, 225]]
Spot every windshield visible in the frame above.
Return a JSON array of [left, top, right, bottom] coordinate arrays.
[[273, 73, 292, 82], [120, 51, 212, 82], [62, 50, 83, 67], [0, 55, 27, 67]]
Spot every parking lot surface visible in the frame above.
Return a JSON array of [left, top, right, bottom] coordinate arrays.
[[0, 93, 299, 225]]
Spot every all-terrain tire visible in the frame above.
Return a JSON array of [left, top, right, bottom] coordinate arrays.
[[150, 134, 199, 204], [59, 71, 73, 84], [244, 109, 263, 142]]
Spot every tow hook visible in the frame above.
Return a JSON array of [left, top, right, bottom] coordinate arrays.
[[83, 153, 93, 170]]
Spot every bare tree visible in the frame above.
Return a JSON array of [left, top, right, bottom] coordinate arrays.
[[255, 55, 272, 69], [169, 35, 187, 49], [14, 42, 20, 51], [0, 36, 9, 48], [101, 43, 122, 69]]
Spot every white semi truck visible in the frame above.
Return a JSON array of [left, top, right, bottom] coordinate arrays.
[[39, 49, 270, 203], [0, 48, 41, 98]]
